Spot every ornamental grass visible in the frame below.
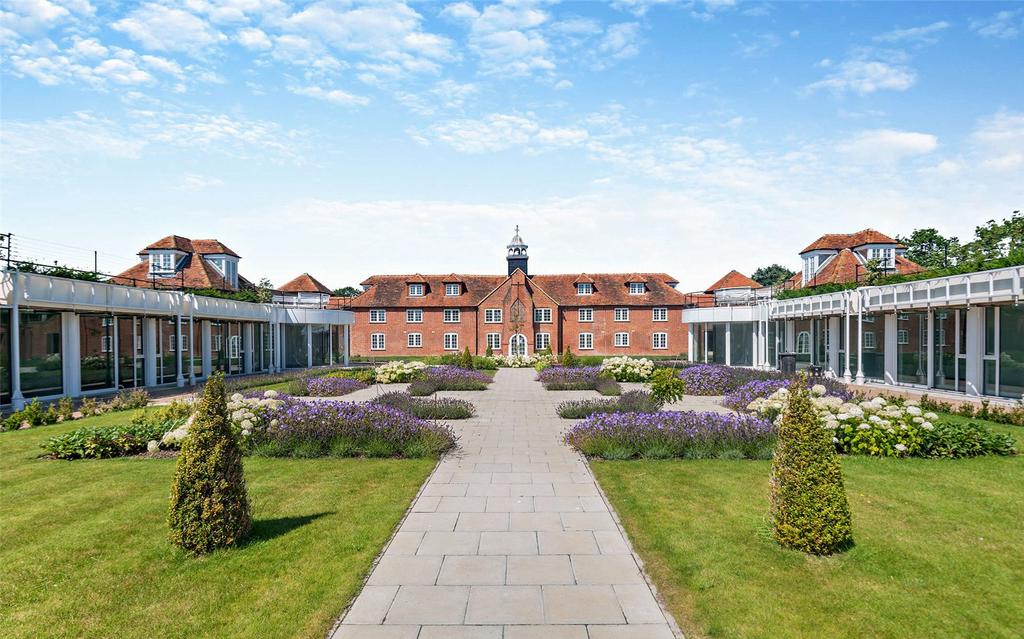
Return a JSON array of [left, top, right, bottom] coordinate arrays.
[[565, 410, 775, 460]]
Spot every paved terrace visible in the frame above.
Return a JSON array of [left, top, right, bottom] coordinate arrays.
[[331, 367, 682, 639]]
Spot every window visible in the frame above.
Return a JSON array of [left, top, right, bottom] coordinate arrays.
[[863, 315, 875, 323], [371, 333, 386, 350], [868, 247, 894, 268], [443, 309, 461, 323], [484, 309, 503, 323], [578, 333, 593, 350], [614, 308, 629, 322], [101, 335, 113, 353], [653, 307, 668, 322], [408, 283, 424, 296], [629, 282, 645, 295], [897, 329, 910, 345], [445, 283, 461, 296], [653, 332, 668, 350], [796, 331, 811, 354], [406, 309, 422, 323], [169, 334, 189, 352], [897, 312, 909, 321], [486, 333, 501, 350], [407, 333, 422, 348], [369, 309, 386, 323], [149, 252, 174, 273], [614, 332, 629, 347], [863, 331, 876, 350], [534, 308, 552, 323], [443, 333, 458, 350], [578, 308, 593, 322], [576, 282, 593, 295], [535, 332, 550, 350], [214, 334, 223, 352], [229, 335, 241, 359]]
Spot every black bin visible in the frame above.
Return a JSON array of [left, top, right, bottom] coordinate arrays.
[[779, 352, 797, 374]]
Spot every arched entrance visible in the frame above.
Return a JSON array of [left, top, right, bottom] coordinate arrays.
[[509, 334, 527, 357]]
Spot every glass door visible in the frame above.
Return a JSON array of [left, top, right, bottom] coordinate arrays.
[[933, 309, 961, 392]]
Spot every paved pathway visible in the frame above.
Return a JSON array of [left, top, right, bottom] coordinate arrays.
[[332, 367, 680, 639]]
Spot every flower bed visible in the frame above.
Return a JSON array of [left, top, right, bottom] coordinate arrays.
[[302, 376, 369, 397], [565, 411, 775, 460], [408, 366, 492, 396], [374, 360, 428, 383], [557, 390, 663, 419], [250, 398, 456, 458], [600, 357, 655, 382], [537, 366, 621, 395], [372, 391, 475, 420], [723, 378, 852, 412]]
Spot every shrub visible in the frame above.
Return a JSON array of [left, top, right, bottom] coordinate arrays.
[[56, 396, 74, 422], [538, 366, 601, 390], [920, 394, 1024, 428], [485, 344, 494, 358], [473, 356, 498, 370], [78, 397, 103, 417], [557, 390, 663, 418], [372, 391, 476, 419], [375, 360, 428, 383], [42, 421, 168, 459], [769, 382, 853, 555], [920, 421, 1017, 458], [108, 389, 150, 411], [565, 410, 775, 460], [295, 376, 368, 397], [168, 374, 252, 555], [595, 377, 621, 396], [600, 357, 655, 382], [649, 368, 687, 405], [408, 366, 491, 395], [459, 347, 475, 370], [560, 346, 578, 368]]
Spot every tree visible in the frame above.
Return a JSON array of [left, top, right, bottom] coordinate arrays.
[[561, 345, 578, 368], [957, 210, 1024, 268], [752, 264, 796, 287], [895, 228, 959, 269], [459, 346, 475, 370], [168, 373, 251, 555], [255, 277, 274, 303], [769, 382, 853, 555], [332, 286, 361, 297]]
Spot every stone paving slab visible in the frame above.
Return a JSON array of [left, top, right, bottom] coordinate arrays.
[[331, 367, 681, 638]]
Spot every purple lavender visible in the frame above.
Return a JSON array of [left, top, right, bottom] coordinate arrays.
[[304, 376, 369, 397], [425, 366, 492, 385]]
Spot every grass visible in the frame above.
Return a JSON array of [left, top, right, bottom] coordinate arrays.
[[0, 409, 434, 639], [591, 421, 1023, 639]]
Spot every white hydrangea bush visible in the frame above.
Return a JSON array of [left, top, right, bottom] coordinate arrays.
[[749, 389, 938, 457], [374, 360, 428, 383], [600, 356, 655, 382], [159, 390, 285, 448]]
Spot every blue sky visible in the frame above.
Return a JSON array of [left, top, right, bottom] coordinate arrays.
[[1, 0, 1022, 291]]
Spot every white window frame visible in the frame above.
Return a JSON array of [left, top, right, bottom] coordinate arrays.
[[408, 283, 424, 297], [371, 333, 386, 351], [445, 283, 461, 296], [652, 307, 668, 322], [578, 308, 593, 322], [652, 332, 668, 350], [443, 332, 459, 351], [101, 335, 113, 353], [534, 308, 552, 323], [863, 331, 876, 350], [484, 308, 503, 323], [486, 333, 501, 350], [576, 282, 593, 295], [214, 334, 223, 352], [796, 331, 811, 354], [170, 334, 189, 352], [407, 333, 422, 348], [443, 309, 461, 323], [614, 332, 629, 347], [614, 307, 629, 322], [629, 282, 645, 295], [535, 332, 550, 351], [369, 309, 387, 324], [229, 335, 241, 359], [897, 329, 910, 345], [578, 332, 594, 350], [406, 309, 423, 323], [149, 251, 174, 274]]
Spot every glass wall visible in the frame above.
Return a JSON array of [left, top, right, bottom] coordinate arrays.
[[211, 321, 227, 373], [312, 324, 330, 366], [838, 317, 857, 377], [767, 321, 777, 369], [1, 309, 10, 405], [984, 307, 996, 396], [20, 309, 63, 397], [189, 320, 202, 380], [117, 317, 142, 388], [157, 316, 179, 385], [332, 325, 345, 365], [285, 324, 307, 368], [997, 304, 1024, 399], [933, 309, 962, 392], [897, 311, 928, 385], [794, 319, 812, 367], [227, 322, 243, 375], [861, 313, 885, 381], [80, 314, 115, 392], [814, 319, 828, 367], [730, 322, 753, 366], [709, 324, 726, 364], [262, 324, 274, 372]]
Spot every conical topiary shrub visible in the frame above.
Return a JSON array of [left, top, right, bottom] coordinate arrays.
[[168, 373, 251, 555], [460, 346, 475, 370], [769, 381, 853, 555], [561, 345, 578, 368]]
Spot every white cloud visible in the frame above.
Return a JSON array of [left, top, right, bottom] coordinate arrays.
[[290, 84, 370, 106], [553, 78, 573, 90], [874, 21, 950, 44], [806, 52, 916, 95], [179, 173, 224, 190], [5, 39, 189, 87], [736, 32, 780, 57], [447, 0, 556, 76], [838, 129, 939, 162], [425, 113, 588, 153], [236, 27, 272, 50], [596, 22, 641, 65], [112, 3, 226, 53], [439, 2, 480, 21], [921, 159, 963, 177], [969, 9, 1022, 39], [971, 110, 1024, 171]]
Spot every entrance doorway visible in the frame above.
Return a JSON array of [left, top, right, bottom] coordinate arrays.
[[509, 334, 527, 357]]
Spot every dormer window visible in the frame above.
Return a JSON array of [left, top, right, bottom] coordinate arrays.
[[577, 283, 593, 295], [867, 248, 895, 269], [628, 282, 645, 295], [149, 252, 175, 274], [409, 283, 424, 297], [445, 283, 461, 296]]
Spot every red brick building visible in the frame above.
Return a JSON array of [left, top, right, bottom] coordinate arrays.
[[347, 228, 690, 357]]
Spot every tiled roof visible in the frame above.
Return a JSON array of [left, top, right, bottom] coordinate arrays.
[[278, 273, 332, 294], [790, 249, 925, 289], [141, 235, 240, 258], [350, 272, 686, 308], [705, 270, 762, 293], [115, 235, 246, 291], [799, 229, 905, 254]]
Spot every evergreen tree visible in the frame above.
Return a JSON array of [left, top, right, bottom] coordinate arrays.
[[459, 346, 475, 370], [752, 264, 796, 287]]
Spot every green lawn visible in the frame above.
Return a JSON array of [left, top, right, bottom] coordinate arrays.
[[0, 410, 434, 639], [592, 422, 1023, 639]]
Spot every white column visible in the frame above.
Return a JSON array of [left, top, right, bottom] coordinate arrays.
[[702, 325, 709, 362], [884, 313, 898, 385], [63, 312, 81, 397], [926, 311, 935, 388], [964, 307, 984, 397], [753, 320, 761, 368], [855, 297, 865, 384], [827, 316, 840, 378], [343, 324, 350, 366], [143, 317, 157, 387], [687, 323, 695, 362], [175, 314, 185, 387], [724, 322, 732, 367], [112, 316, 120, 389], [10, 276, 24, 408], [784, 320, 795, 352], [306, 324, 313, 368], [243, 323, 254, 374], [277, 323, 285, 370], [328, 326, 334, 366], [188, 316, 196, 385], [201, 320, 212, 378], [843, 305, 852, 382]]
